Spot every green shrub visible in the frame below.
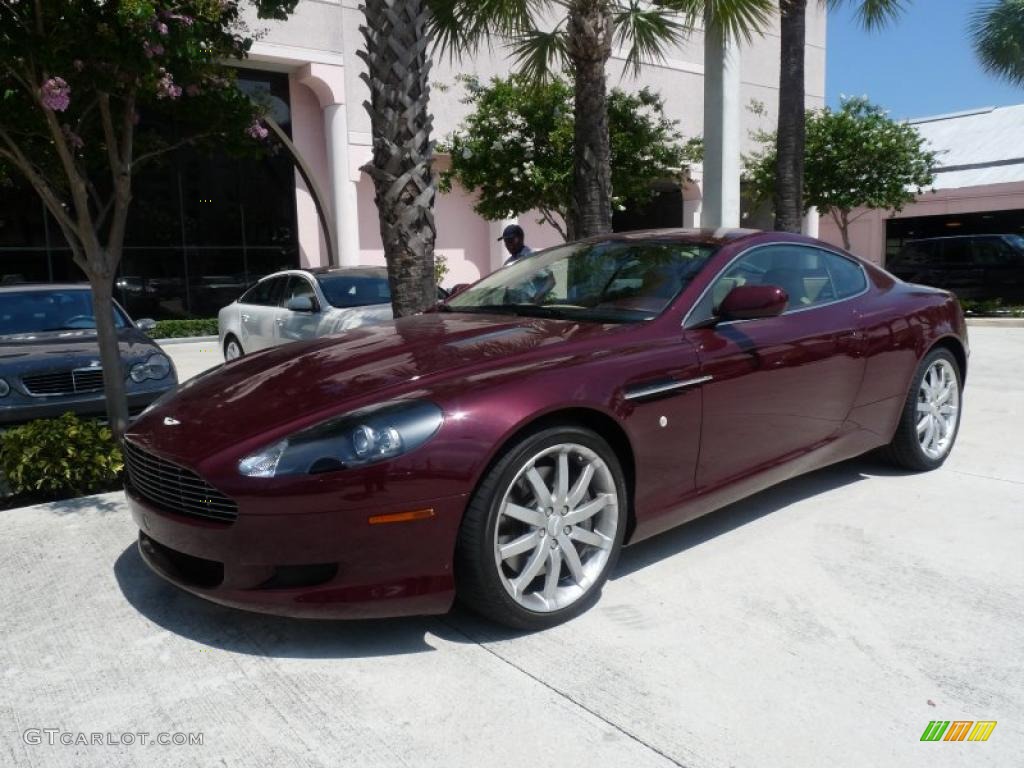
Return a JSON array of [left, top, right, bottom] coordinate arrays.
[[0, 413, 123, 497], [147, 318, 219, 339], [959, 299, 1024, 317]]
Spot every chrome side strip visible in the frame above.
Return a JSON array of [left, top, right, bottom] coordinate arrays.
[[624, 375, 713, 401]]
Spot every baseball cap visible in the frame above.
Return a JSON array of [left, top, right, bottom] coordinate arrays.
[[498, 224, 525, 241]]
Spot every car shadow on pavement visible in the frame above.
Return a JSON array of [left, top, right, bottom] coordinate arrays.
[[113, 544, 441, 658], [613, 454, 908, 579]]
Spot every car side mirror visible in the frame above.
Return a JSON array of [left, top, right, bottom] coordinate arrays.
[[135, 318, 157, 332], [286, 296, 316, 313], [719, 285, 788, 321]]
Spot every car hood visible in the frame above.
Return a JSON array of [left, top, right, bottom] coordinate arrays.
[[0, 327, 162, 368], [130, 312, 627, 458]]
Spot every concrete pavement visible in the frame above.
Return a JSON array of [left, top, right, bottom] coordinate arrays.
[[1, 328, 1021, 767], [162, 338, 223, 383]]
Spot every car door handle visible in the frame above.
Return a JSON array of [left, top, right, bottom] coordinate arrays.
[[624, 375, 713, 401]]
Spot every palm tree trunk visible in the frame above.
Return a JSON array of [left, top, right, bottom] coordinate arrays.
[[359, 0, 437, 317], [774, 0, 806, 234], [566, 1, 614, 241]]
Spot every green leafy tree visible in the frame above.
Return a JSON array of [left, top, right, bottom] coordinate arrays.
[[431, 0, 773, 240], [0, 0, 297, 438], [774, 0, 907, 234], [746, 97, 936, 249], [439, 75, 696, 240], [971, 0, 1024, 86]]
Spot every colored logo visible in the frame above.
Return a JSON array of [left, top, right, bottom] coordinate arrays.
[[921, 721, 997, 742]]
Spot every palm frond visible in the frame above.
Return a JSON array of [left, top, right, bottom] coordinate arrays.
[[849, 0, 907, 32], [613, 1, 687, 78], [970, 0, 1024, 86], [661, 0, 774, 43], [508, 23, 570, 81], [428, 0, 554, 59]]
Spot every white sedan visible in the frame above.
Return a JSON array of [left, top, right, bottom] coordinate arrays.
[[217, 267, 395, 360]]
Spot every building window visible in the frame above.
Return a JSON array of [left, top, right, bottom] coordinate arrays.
[[0, 68, 298, 319]]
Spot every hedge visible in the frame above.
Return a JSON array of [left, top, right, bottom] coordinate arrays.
[[146, 318, 219, 338], [0, 413, 123, 498]]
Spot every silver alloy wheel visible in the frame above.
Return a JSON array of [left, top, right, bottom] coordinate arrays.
[[916, 358, 960, 460], [225, 338, 242, 361], [493, 443, 619, 612]]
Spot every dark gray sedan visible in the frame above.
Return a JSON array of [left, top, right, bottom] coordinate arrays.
[[0, 284, 178, 425]]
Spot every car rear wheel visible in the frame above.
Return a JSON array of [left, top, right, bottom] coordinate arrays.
[[456, 426, 627, 630], [224, 335, 244, 361], [883, 348, 962, 471]]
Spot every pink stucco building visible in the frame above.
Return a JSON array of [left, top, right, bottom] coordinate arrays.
[[818, 104, 1024, 266], [242, 2, 827, 286]]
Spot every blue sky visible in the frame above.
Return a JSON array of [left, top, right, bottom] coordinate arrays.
[[827, 0, 1024, 120]]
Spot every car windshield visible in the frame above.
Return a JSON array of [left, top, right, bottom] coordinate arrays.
[[316, 273, 392, 308], [0, 290, 128, 335], [445, 239, 718, 323]]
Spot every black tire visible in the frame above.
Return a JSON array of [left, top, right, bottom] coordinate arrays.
[[882, 347, 962, 471], [455, 425, 627, 631], [224, 335, 244, 361]]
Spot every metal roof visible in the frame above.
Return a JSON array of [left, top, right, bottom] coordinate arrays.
[[911, 104, 1024, 190]]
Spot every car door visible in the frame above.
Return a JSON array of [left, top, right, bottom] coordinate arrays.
[[238, 276, 286, 351], [684, 243, 868, 491], [275, 274, 324, 344]]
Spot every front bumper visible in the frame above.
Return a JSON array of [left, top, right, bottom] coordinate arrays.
[[0, 388, 171, 426], [127, 484, 468, 619]]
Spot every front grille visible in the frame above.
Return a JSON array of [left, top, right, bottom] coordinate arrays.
[[22, 367, 105, 396], [123, 440, 238, 524]]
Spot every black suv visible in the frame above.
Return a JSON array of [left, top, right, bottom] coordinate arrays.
[[888, 234, 1024, 302]]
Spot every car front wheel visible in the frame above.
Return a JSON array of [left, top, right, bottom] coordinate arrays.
[[456, 426, 627, 630], [883, 347, 962, 471]]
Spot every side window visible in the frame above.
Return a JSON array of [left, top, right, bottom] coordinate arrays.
[[823, 251, 867, 299], [239, 276, 284, 306], [690, 244, 867, 324], [282, 275, 317, 306]]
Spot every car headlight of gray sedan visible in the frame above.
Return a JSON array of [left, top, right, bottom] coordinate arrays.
[[129, 353, 172, 383]]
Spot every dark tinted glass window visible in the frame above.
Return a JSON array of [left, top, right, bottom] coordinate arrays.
[[0, 290, 127, 334], [240, 276, 285, 306], [317, 274, 392, 308]]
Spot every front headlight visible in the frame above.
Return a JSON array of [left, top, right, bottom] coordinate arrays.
[[130, 353, 172, 382], [238, 400, 444, 478]]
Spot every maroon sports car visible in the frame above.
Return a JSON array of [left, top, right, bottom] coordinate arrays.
[[125, 229, 967, 629]]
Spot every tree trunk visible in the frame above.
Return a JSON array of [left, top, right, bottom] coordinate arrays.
[[89, 261, 130, 439], [566, 1, 614, 241], [359, 0, 437, 317], [839, 211, 851, 250], [774, 0, 806, 234]]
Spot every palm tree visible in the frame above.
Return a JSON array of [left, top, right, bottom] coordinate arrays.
[[431, 0, 774, 240], [359, 0, 439, 316], [971, 0, 1024, 86], [773, 0, 906, 234]]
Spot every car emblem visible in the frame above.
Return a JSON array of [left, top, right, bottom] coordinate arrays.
[[163, 417, 181, 426]]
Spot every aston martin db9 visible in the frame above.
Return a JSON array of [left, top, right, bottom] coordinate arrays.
[[125, 230, 967, 629]]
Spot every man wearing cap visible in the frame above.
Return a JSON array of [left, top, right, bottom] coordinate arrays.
[[499, 224, 533, 265]]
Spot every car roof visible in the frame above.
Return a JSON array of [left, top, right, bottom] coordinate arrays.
[[0, 282, 91, 293], [256, 267, 388, 282], [570, 228, 762, 247], [903, 234, 1013, 244]]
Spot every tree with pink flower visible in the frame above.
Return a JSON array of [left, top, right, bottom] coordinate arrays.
[[0, 0, 297, 437]]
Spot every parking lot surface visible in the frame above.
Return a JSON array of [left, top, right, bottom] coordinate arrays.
[[1, 328, 1021, 767]]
